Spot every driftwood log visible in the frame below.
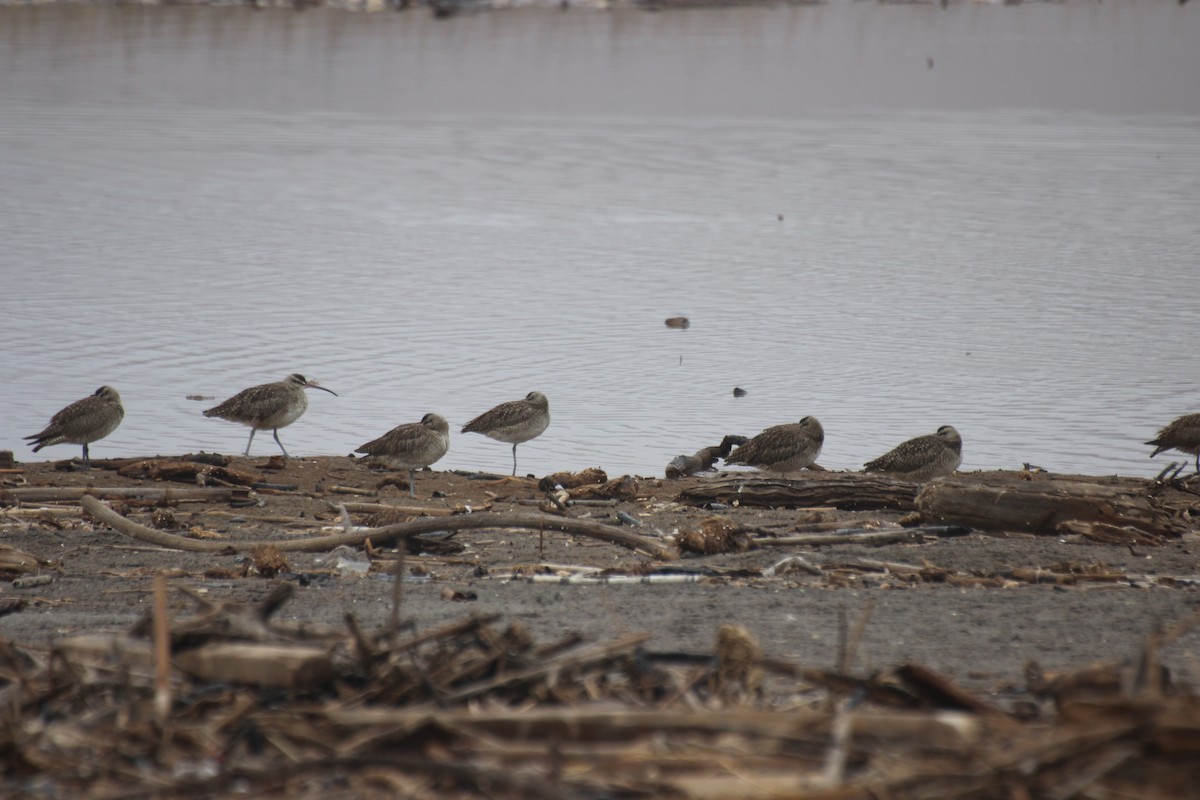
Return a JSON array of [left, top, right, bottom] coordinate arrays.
[[916, 477, 1190, 538], [80, 495, 677, 560], [678, 475, 918, 511], [1, 486, 248, 504]]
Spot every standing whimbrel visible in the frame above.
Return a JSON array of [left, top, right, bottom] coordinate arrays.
[[203, 373, 337, 458], [461, 391, 550, 476], [24, 385, 125, 468], [722, 416, 824, 476], [863, 425, 963, 482], [355, 413, 451, 497], [1146, 413, 1200, 474]]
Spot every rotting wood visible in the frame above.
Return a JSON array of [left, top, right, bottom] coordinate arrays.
[[679, 474, 920, 511], [117, 459, 261, 487], [916, 477, 1188, 537], [81, 495, 677, 559]]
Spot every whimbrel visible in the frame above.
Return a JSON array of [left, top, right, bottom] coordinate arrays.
[[1146, 413, 1200, 474], [863, 425, 962, 482], [24, 385, 124, 468], [461, 391, 550, 476], [203, 373, 337, 458], [355, 413, 450, 497], [722, 416, 824, 475]]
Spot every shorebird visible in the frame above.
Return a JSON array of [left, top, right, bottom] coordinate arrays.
[[24, 385, 125, 468], [1146, 413, 1200, 474], [355, 413, 451, 497], [203, 373, 337, 458], [722, 416, 824, 476], [863, 425, 963, 482], [666, 434, 749, 478], [461, 391, 550, 476]]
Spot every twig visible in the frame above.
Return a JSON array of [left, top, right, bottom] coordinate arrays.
[[750, 526, 969, 548], [841, 598, 876, 673], [390, 548, 405, 641], [152, 572, 171, 726]]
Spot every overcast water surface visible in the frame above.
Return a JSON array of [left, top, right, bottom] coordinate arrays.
[[2, 0, 1198, 478]]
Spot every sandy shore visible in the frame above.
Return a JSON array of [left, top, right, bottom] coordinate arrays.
[[2, 454, 1198, 705]]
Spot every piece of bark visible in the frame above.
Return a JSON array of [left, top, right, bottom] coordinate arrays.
[[542, 467, 608, 489], [174, 643, 334, 688], [117, 459, 260, 486], [0, 544, 41, 574], [893, 663, 1012, 718], [1057, 519, 1168, 547], [917, 478, 1187, 537], [54, 634, 156, 672]]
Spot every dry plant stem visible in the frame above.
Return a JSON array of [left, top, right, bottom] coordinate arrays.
[[81, 496, 675, 559], [152, 571, 171, 725], [390, 549, 405, 641], [843, 597, 876, 673]]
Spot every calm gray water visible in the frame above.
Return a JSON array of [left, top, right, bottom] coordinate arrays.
[[2, 1, 1199, 479]]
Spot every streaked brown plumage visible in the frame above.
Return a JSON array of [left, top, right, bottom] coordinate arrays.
[[722, 416, 824, 475], [461, 391, 550, 476], [1146, 413, 1200, 474], [203, 373, 337, 458], [24, 385, 125, 468], [356, 413, 451, 497], [863, 425, 963, 482]]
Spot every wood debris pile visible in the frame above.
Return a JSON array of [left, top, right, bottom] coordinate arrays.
[[1, 584, 1196, 799]]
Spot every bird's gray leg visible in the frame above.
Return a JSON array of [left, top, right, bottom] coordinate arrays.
[[511, 444, 518, 477], [81, 443, 91, 469], [243, 429, 257, 457], [1195, 453, 1199, 475], [272, 429, 290, 459], [408, 468, 416, 498]]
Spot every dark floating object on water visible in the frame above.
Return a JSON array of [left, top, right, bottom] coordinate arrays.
[[733, 387, 748, 398], [666, 434, 748, 479], [664, 317, 690, 329]]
